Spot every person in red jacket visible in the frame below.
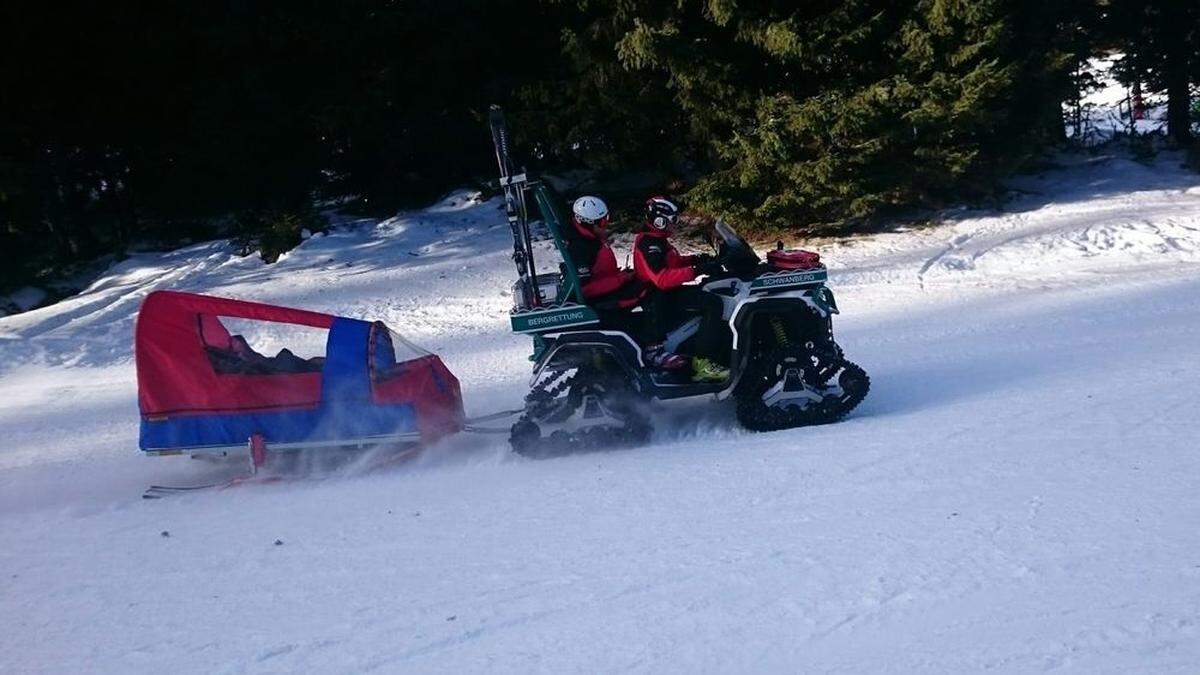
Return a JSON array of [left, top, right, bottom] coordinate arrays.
[[634, 196, 728, 381], [566, 195, 644, 307], [635, 197, 705, 290], [560, 196, 657, 356], [567, 195, 700, 373]]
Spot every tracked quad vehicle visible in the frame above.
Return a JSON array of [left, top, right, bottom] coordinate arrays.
[[489, 107, 869, 457]]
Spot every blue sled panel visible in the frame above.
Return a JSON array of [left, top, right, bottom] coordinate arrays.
[[140, 403, 417, 452]]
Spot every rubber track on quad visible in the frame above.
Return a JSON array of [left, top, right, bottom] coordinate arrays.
[[510, 371, 651, 459], [735, 349, 870, 432]]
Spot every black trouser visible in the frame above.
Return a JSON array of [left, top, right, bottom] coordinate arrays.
[[595, 307, 648, 343], [645, 286, 728, 363], [591, 282, 651, 344]]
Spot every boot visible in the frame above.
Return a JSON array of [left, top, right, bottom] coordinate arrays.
[[645, 343, 689, 371], [692, 357, 730, 382]]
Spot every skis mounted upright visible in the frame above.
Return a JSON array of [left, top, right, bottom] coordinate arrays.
[[488, 106, 540, 308]]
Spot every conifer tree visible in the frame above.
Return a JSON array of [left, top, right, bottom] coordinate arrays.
[[1106, 0, 1198, 146], [575, 0, 1086, 231], [513, 3, 694, 175]]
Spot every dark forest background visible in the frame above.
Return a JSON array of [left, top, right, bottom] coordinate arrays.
[[1, 0, 1197, 296]]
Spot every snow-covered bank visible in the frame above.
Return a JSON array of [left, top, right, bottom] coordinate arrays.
[[2, 154, 1200, 672], [830, 150, 1200, 295]]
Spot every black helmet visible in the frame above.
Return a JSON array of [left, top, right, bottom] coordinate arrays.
[[645, 196, 679, 233]]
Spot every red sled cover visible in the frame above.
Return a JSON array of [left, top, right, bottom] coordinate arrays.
[[135, 290, 464, 452], [767, 249, 822, 270]]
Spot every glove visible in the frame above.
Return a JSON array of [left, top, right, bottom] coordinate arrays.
[[694, 259, 723, 277]]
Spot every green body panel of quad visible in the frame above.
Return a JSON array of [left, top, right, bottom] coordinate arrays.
[[531, 184, 586, 306], [508, 183, 600, 354]]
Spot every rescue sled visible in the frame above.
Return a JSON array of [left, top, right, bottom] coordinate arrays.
[[136, 291, 463, 468]]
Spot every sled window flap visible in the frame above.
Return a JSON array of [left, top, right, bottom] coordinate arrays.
[[199, 314, 325, 376]]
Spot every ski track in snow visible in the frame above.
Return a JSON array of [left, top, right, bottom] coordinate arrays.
[[3, 158, 1200, 672]]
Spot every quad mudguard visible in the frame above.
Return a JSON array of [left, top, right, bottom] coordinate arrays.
[[532, 330, 648, 390], [724, 296, 835, 397]]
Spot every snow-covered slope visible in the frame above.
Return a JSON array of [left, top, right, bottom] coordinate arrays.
[[2, 152, 1200, 673]]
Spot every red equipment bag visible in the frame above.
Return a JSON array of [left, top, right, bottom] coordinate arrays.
[[767, 248, 822, 270]]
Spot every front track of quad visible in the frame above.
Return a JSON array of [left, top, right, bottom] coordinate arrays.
[[509, 368, 651, 459]]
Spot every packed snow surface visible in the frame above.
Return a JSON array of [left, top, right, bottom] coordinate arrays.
[[3, 152, 1200, 672]]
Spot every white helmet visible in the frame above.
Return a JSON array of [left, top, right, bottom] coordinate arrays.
[[572, 195, 609, 227]]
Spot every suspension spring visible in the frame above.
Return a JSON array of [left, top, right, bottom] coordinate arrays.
[[770, 316, 789, 347]]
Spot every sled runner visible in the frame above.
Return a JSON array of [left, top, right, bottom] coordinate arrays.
[[136, 291, 464, 467]]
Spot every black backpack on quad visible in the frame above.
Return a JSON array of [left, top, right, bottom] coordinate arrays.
[[489, 107, 869, 457]]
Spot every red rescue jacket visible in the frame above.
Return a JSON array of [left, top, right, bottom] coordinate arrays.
[[633, 230, 697, 290], [567, 221, 643, 307]]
